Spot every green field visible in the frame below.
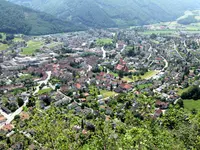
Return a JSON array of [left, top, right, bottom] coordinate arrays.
[[123, 70, 159, 82], [141, 71, 159, 79], [96, 38, 113, 46], [21, 40, 43, 55], [177, 86, 192, 96], [183, 100, 200, 111], [19, 74, 34, 80], [13, 37, 24, 42], [138, 83, 153, 90], [109, 71, 119, 77], [38, 88, 52, 95], [0, 33, 6, 40], [0, 44, 8, 51], [100, 90, 116, 98]]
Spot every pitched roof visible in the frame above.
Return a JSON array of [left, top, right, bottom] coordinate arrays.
[[120, 83, 132, 90], [75, 83, 81, 89]]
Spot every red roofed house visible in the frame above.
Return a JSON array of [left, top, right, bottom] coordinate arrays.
[[154, 109, 163, 118], [120, 83, 132, 92], [115, 58, 129, 72], [75, 83, 82, 90], [0, 115, 6, 123], [2, 124, 14, 132]]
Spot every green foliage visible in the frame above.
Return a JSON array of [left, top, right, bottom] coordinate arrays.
[[9, 0, 200, 27], [1, 93, 197, 149], [181, 85, 200, 100], [0, 0, 83, 35], [21, 40, 43, 55]]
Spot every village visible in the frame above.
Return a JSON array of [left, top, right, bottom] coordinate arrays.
[[0, 27, 200, 143]]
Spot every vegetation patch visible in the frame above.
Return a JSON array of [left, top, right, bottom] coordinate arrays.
[[183, 100, 200, 111], [96, 38, 113, 46], [38, 88, 52, 95], [21, 40, 43, 55], [138, 83, 153, 90], [100, 90, 116, 98], [0, 44, 8, 51]]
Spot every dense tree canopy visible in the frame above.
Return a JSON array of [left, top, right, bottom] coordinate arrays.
[[0, 0, 83, 35]]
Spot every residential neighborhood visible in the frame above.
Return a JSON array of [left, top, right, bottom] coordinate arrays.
[[0, 26, 200, 148]]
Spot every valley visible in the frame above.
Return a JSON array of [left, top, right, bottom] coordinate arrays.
[[0, 22, 200, 148]]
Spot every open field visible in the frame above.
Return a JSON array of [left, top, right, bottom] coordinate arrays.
[[177, 86, 192, 96], [96, 38, 113, 46], [100, 90, 116, 98], [38, 88, 52, 95], [183, 100, 200, 111], [13, 37, 24, 42], [0, 44, 8, 51], [123, 70, 158, 82], [21, 40, 43, 55]]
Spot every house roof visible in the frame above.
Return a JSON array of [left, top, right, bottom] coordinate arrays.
[[20, 112, 30, 121], [120, 83, 132, 90], [0, 115, 6, 122], [75, 83, 81, 89], [2, 124, 14, 131]]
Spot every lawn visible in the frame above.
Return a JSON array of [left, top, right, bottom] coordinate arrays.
[[0, 44, 8, 51], [109, 71, 119, 77], [177, 86, 192, 96], [19, 74, 34, 80], [138, 83, 153, 90], [38, 88, 52, 95], [13, 37, 24, 42], [0, 33, 6, 40], [183, 100, 200, 111], [21, 40, 43, 55], [100, 90, 116, 98], [96, 38, 113, 46], [122, 70, 159, 82], [141, 70, 159, 79]]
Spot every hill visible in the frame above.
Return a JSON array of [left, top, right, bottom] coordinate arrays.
[[8, 0, 200, 28], [0, 0, 83, 35]]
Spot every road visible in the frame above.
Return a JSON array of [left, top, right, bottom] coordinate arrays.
[[0, 97, 29, 129], [101, 47, 106, 59], [0, 71, 52, 129], [147, 53, 152, 60], [87, 65, 92, 72], [33, 71, 52, 95], [120, 44, 126, 53], [161, 56, 168, 71]]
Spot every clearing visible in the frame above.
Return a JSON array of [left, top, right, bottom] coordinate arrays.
[[183, 100, 200, 111], [21, 40, 43, 55]]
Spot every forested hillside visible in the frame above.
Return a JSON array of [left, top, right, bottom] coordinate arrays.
[[8, 0, 200, 28], [0, 0, 83, 35]]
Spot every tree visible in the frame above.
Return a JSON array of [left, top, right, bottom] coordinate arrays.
[[17, 97, 24, 107]]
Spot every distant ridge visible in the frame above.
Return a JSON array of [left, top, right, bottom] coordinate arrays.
[[8, 0, 200, 28], [0, 0, 84, 35]]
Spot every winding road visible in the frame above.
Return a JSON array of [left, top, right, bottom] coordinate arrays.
[[0, 71, 52, 129], [101, 47, 106, 59], [33, 71, 51, 95]]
